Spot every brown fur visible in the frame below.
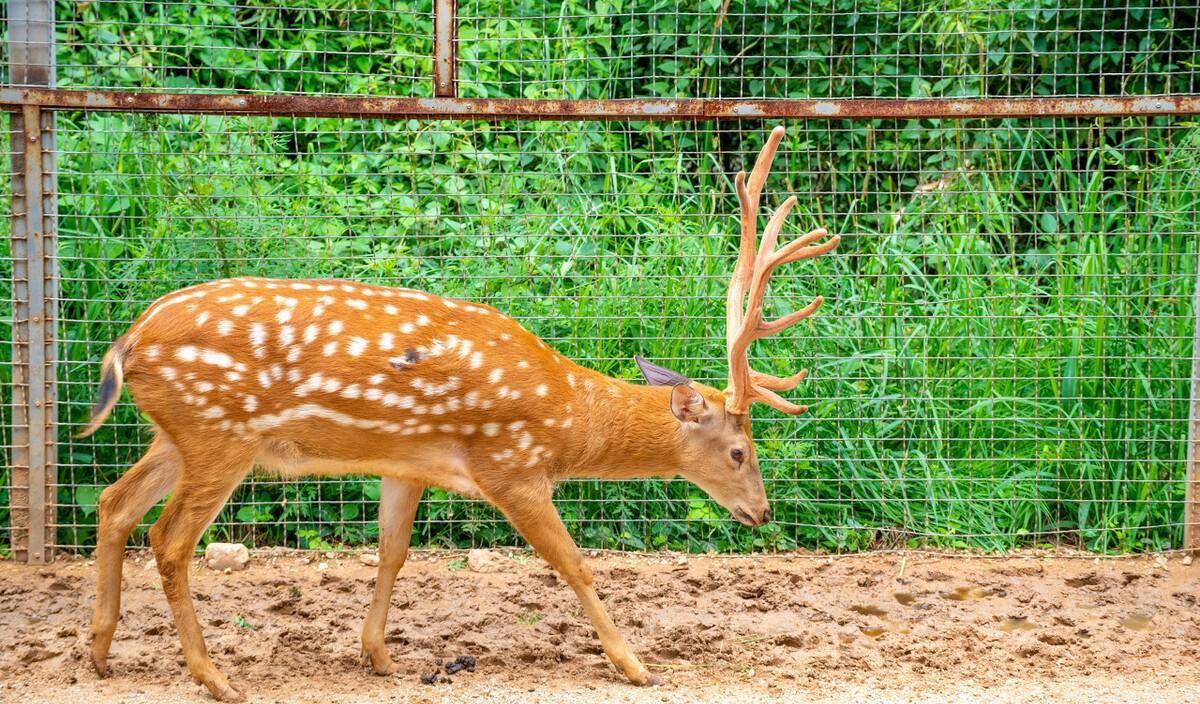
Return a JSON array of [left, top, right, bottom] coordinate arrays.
[[84, 277, 773, 700]]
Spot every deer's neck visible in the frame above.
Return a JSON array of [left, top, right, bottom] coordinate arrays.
[[556, 367, 684, 480]]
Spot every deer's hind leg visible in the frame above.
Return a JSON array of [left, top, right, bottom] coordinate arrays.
[[361, 478, 423, 675], [91, 434, 183, 675], [148, 440, 255, 702]]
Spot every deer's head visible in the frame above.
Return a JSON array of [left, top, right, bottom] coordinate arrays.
[[637, 126, 839, 528]]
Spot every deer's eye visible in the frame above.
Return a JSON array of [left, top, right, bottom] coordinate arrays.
[[730, 448, 745, 464]]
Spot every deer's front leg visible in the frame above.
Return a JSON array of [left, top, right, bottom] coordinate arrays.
[[361, 478, 423, 675], [486, 481, 658, 686]]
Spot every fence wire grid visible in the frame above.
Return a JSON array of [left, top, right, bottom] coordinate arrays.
[[0, 2, 1197, 99], [3, 1, 1200, 558]]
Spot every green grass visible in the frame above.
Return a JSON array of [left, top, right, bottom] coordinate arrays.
[[40, 115, 1199, 555]]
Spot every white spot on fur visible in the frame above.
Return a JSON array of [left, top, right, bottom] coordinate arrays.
[[384, 304, 399, 315], [341, 384, 362, 399], [159, 367, 177, 381], [399, 322, 415, 334], [517, 360, 529, 369], [195, 311, 211, 327], [217, 320, 234, 336], [481, 423, 500, 437], [200, 349, 235, 368], [469, 352, 484, 369], [286, 347, 302, 363], [416, 315, 430, 326], [327, 320, 344, 335], [346, 337, 368, 356], [379, 392, 415, 409], [196, 381, 215, 393], [294, 373, 324, 397], [368, 374, 385, 386], [257, 371, 271, 389], [175, 346, 198, 363], [279, 325, 295, 347], [249, 322, 267, 347], [346, 299, 368, 310], [379, 332, 395, 351], [201, 406, 225, 419], [232, 304, 250, 317], [364, 388, 383, 401], [323, 341, 338, 357], [411, 376, 461, 397], [243, 396, 258, 412], [276, 308, 292, 324], [246, 403, 402, 434], [488, 368, 504, 384]]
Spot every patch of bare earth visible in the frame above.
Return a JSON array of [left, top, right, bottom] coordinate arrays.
[[1, 550, 1197, 703]]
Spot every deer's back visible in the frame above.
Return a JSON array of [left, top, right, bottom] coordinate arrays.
[[118, 277, 583, 484]]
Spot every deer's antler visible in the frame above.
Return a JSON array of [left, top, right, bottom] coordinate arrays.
[[725, 126, 839, 416]]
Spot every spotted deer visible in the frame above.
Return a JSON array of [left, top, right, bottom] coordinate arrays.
[[82, 126, 837, 700]]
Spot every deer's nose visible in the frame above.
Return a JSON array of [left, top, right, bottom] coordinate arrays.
[[761, 508, 773, 525]]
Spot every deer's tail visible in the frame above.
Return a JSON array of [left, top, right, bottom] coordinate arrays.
[[76, 336, 130, 438]]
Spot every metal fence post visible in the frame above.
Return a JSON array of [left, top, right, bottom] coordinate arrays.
[[7, 0, 59, 564], [1186, 259, 1200, 554], [433, 0, 458, 97]]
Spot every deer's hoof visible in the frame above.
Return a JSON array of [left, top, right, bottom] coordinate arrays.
[[200, 673, 244, 702], [91, 655, 109, 678], [362, 648, 400, 675], [628, 668, 661, 686], [207, 682, 244, 703]]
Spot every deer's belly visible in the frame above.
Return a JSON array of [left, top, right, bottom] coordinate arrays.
[[253, 438, 485, 499]]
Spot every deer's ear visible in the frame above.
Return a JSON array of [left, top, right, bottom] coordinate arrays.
[[634, 355, 690, 386], [669, 384, 709, 424]]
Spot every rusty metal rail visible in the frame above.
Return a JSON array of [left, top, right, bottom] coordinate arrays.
[[2, 89, 1200, 120]]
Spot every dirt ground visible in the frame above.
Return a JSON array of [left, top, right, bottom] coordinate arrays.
[[1, 549, 1197, 704]]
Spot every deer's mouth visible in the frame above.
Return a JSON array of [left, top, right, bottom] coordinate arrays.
[[732, 506, 758, 527]]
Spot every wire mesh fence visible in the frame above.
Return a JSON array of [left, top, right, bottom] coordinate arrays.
[[3, 1, 1200, 558], [36, 115, 1197, 554], [1, 2, 1196, 99]]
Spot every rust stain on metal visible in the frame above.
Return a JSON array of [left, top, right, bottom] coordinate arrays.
[[1, 89, 1199, 120], [433, 0, 457, 98]]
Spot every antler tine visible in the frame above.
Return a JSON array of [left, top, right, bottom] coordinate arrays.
[[724, 126, 839, 416]]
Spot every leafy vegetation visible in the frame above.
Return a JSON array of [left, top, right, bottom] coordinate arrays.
[[2, 2, 1198, 554]]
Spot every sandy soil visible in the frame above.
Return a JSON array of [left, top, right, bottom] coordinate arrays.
[[1, 549, 1197, 703]]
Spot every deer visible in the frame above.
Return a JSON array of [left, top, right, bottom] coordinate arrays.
[[80, 125, 837, 701]]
